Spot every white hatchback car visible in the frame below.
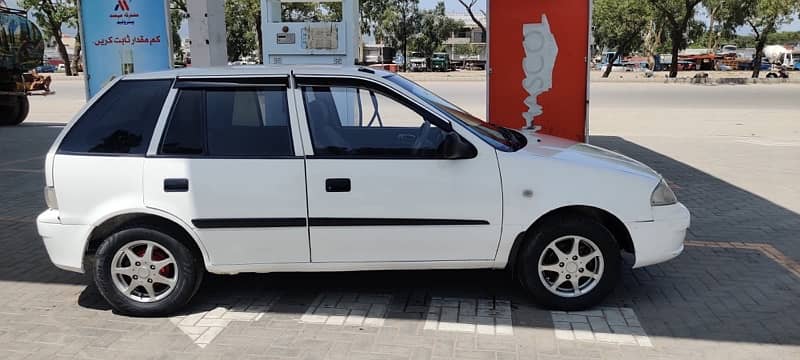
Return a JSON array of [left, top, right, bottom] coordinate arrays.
[[38, 66, 689, 316]]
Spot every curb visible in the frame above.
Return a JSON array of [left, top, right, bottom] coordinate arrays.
[[664, 77, 799, 85]]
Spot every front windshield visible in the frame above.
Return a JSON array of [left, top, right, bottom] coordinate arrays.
[[384, 74, 524, 152]]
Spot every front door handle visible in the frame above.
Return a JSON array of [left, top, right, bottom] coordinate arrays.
[[164, 178, 189, 192], [326, 178, 351, 193]]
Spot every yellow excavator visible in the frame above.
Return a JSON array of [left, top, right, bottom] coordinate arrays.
[[1, 6, 44, 126]]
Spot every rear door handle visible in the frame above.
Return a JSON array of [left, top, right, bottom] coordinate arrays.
[[164, 178, 189, 192], [326, 178, 351, 193]]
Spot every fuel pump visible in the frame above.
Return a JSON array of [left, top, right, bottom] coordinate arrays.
[[260, 0, 359, 65]]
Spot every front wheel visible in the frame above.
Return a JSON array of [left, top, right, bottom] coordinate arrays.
[[518, 217, 621, 311], [94, 227, 203, 316]]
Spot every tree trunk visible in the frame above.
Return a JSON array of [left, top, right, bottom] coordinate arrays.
[[752, 37, 768, 78], [55, 34, 72, 76], [602, 49, 622, 78], [255, 10, 263, 64], [72, 31, 82, 75], [668, 32, 681, 78], [706, 8, 716, 51], [458, 0, 486, 43]]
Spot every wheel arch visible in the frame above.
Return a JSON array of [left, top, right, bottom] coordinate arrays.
[[506, 205, 634, 275], [83, 210, 209, 272]]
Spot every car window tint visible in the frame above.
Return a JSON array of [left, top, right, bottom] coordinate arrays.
[[206, 88, 293, 157], [302, 85, 449, 158], [161, 90, 204, 155], [59, 79, 171, 155]]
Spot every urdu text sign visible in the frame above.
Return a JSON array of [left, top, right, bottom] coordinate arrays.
[[80, 0, 171, 98]]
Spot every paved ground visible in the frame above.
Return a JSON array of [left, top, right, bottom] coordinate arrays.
[[1, 80, 799, 359]]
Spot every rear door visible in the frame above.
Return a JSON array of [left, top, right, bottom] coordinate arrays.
[[143, 76, 310, 266]]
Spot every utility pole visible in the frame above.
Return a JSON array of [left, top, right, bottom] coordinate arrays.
[[187, 0, 228, 67]]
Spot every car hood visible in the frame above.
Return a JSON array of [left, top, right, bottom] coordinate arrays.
[[517, 132, 661, 180]]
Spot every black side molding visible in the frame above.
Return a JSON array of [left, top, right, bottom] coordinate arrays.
[[190, 218, 489, 229], [309, 218, 490, 227], [193, 218, 307, 229]]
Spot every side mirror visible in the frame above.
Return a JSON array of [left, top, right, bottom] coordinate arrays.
[[441, 132, 477, 160]]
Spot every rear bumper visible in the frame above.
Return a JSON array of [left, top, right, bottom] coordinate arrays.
[[627, 203, 691, 268], [36, 209, 88, 273]]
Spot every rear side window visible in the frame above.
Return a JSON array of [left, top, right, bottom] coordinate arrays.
[[59, 79, 172, 155], [160, 86, 293, 157]]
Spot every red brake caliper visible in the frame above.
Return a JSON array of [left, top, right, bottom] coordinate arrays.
[[151, 248, 173, 277]]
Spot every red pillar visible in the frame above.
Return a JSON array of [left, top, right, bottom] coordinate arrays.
[[488, 0, 591, 142]]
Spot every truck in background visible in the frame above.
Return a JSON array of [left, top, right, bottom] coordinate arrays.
[[0, 6, 44, 126]]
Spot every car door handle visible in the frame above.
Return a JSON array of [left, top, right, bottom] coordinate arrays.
[[326, 178, 351, 193], [164, 178, 189, 192]]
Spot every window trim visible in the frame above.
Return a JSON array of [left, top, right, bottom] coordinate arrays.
[[153, 83, 298, 159], [297, 77, 474, 160], [56, 78, 175, 157]]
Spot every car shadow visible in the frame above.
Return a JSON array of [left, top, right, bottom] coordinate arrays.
[[1, 128, 798, 346]]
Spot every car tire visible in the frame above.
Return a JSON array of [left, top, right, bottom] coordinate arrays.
[[14, 96, 29, 125], [0, 95, 27, 126], [517, 217, 620, 311], [94, 227, 203, 316]]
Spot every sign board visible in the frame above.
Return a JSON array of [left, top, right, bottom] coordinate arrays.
[[79, 0, 172, 98], [488, 0, 591, 142]]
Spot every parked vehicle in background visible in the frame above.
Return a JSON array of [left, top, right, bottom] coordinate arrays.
[[0, 6, 45, 126], [408, 52, 429, 72], [432, 52, 451, 71], [57, 63, 65, 72], [36, 63, 57, 73], [38, 65, 690, 316], [361, 45, 395, 65]]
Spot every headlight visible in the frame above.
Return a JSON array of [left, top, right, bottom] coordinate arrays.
[[650, 179, 677, 206]]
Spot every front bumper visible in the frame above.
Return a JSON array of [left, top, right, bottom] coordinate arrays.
[[37, 209, 89, 273], [626, 203, 691, 268]]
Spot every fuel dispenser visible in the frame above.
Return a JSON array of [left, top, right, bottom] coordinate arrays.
[[260, 0, 360, 65]]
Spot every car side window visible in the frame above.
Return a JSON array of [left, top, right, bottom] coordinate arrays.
[[59, 79, 172, 155], [302, 85, 450, 158], [160, 86, 293, 157]]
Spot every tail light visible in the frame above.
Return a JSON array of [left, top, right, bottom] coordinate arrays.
[[44, 186, 58, 210]]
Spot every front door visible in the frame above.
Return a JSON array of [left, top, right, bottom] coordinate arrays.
[[143, 77, 310, 266], [296, 77, 503, 263]]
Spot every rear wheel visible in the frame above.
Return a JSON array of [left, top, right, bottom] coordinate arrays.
[[94, 227, 203, 316], [518, 217, 621, 311]]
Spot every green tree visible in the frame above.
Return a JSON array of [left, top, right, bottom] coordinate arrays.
[[593, 0, 651, 77], [20, 0, 77, 75], [411, 2, 463, 57], [169, 0, 188, 62], [225, 0, 260, 62], [703, 0, 751, 50], [646, 0, 705, 77], [742, 0, 800, 77], [376, 0, 419, 70], [360, 0, 389, 36]]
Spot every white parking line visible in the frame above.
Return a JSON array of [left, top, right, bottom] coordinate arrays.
[[551, 307, 652, 347], [169, 292, 281, 348], [424, 297, 514, 335]]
